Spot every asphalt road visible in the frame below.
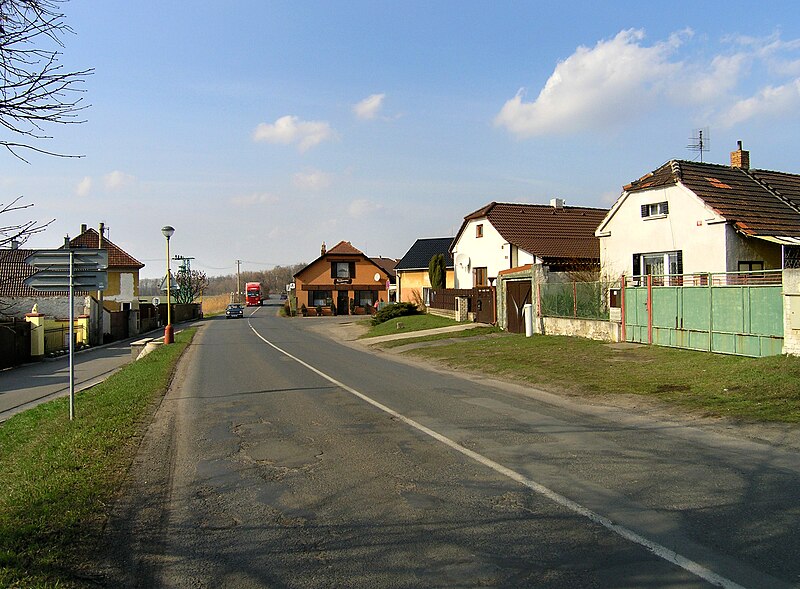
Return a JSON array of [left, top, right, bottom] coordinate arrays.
[[101, 304, 800, 588]]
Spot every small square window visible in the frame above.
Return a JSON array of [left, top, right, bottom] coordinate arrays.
[[641, 202, 669, 218], [476, 224, 483, 238]]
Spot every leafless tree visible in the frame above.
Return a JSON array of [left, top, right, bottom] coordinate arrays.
[[1, 0, 92, 161], [0, 195, 53, 248]]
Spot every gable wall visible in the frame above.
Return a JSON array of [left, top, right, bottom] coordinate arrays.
[[599, 185, 729, 277], [452, 218, 534, 288]]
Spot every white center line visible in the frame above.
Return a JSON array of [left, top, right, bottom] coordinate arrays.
[[249, 320, 748, 589]]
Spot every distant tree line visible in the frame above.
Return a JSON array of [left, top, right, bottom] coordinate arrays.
[[139, 263, 307, 297]]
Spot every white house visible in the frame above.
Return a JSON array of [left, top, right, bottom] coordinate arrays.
[[595, 142, 800, 281], [450, 201, 608, 288]]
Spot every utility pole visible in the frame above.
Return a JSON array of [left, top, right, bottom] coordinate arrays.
[[97, 222, 105, 346], [236, 259, 242, 303]]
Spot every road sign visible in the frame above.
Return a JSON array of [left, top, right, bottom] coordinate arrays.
[[25, 249, 108, 270], [24, 270, 108, 291], [159, 275, 179, 292]]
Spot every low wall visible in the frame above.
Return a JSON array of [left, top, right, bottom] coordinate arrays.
[[541, 316, 621, 343], [428, 308, 456, 320], [784, 268, 800, 356]]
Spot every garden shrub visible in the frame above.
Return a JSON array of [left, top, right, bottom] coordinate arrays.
[[371, 302, 420, 326]]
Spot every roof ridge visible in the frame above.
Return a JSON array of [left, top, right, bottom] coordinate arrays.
[[741, 168, 800, 215]]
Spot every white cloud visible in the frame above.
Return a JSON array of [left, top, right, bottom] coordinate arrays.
[[252, 115, 333, 152], [75, 176, 93, 197], [230, 192, 279, 207], [104, 171, 135, 190], [495, 29, 686, 137], [718, 79, 800, 127], [348, 198, 383, 218], [292, 169, 332, 191], [353, 93, 386, 120]]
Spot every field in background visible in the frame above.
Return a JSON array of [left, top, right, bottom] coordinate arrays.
[[200, 293, 234, 316]]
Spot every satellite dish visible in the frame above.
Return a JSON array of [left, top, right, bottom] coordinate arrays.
[[455, 254, 470, 269], [373, 272, 381, 281]]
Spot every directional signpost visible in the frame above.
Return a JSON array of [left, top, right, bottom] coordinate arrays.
[[24, 246, 109, 420]]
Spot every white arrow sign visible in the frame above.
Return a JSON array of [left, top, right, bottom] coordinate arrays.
[[25, 249, 108, 270], [24, 270, 108, 291]]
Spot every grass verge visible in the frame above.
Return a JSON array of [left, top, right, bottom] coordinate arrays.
[[379, 326, 502, 348], [0, 328, 196, 588], [360, 313, 461, 338], [406, 333, 800, 422]]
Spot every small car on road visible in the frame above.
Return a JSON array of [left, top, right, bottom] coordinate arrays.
[[225, 303, 244, 319]]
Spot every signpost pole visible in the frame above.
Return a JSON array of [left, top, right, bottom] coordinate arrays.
[[68, 247, 75, 420]]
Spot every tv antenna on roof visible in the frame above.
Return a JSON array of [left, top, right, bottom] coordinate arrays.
[[687, 128, 710, 162]]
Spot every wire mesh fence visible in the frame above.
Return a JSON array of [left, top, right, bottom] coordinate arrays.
[[539, 281, 611, 320]]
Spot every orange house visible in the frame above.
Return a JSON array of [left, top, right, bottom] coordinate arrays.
[[293, 241, 395, 315]]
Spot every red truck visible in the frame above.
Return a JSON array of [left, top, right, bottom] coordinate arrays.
[[245, 282, 263, 306]]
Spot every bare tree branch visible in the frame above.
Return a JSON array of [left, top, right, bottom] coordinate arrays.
[[1, 0, 92, 159]]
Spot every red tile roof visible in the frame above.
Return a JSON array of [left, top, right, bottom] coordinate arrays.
[[624, 160, 800, 238], [326, 240, 364, 256], [69, 228, 145, 269], [455, 202, 608, 264]]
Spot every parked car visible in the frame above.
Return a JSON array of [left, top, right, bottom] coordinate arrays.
[[226, 303, 244, 319]]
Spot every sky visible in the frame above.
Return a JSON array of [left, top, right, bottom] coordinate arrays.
[[4, 0, 800, 278]]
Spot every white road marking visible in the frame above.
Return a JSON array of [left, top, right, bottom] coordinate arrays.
[[248, 320, 748, 589]]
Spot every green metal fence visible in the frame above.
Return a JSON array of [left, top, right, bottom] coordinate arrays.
[[539, 281, 610, 320], [623, 271, 783, 357]]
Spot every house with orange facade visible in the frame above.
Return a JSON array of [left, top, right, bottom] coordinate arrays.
[[293, 241, 396, 315]]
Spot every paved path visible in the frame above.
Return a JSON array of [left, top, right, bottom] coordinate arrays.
[[0, 328, 173, 422], [360, 322, 486, 344]]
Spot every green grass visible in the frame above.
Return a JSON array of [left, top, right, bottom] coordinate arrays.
[[0, 328, 195, 588], [379, 326, 502, 348], [360, 313, 461, 338], [407, 333, 800, 422]]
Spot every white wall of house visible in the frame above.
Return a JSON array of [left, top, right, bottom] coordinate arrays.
[[598, 184, 730, 278], [452, 218, 534, 288]]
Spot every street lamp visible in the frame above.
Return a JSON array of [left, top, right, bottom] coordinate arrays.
[[161, 225, 175, 344]]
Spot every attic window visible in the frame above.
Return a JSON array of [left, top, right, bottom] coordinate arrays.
[[705, 177, 732, 189], [641, 202, 669, 219], [476, 223, 484, 238]]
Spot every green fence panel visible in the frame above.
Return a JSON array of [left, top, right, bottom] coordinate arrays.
[[748, 286, 783, 336], [682, 287, 710, 331], [711, 287, 746, 334]]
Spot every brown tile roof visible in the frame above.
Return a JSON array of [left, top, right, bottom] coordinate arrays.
[[457, 202, 608, 264], [624, 160, 800, 237], [0, 248, 88, 297], [69, 228, 145, 269], [370, 257, 398, 278], [326, 240, 364, 256]]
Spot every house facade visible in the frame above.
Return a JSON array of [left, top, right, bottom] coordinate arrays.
[[395, 237, 454, 304], [293, 241, 394, 314], [596, 143, 800, 281], [450, 201, 609, 288]]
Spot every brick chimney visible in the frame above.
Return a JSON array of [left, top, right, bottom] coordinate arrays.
[[730, 140, 750, 170], [80, 223, 87, 233], [550, 198, 565, 209], [321, 241, 327, 256]]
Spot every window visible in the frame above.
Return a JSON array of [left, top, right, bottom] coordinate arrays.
[[311, 290, 331, 307], [738, 261, 764, 272], [330, 261, 355, 279], [476, 223, 483, 238], [355, 290, 378, 307], [632, 251, 682, 285], [641, 201, 669, 218], [473, 266, 488, 286]]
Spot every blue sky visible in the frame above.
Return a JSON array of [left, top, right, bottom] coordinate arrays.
[[5, 1, 800, 278]]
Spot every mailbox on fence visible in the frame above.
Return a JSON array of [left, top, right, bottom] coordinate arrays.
[[609, 288, 621, 308]]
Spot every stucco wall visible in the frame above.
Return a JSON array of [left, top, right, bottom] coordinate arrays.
[[599, 184, 729, 277], [541, 316, 621, 342], [784, 269, 800, 356], [725, 226, 782, 271], [397, 269, 454, 303], [294, 256, 389, 310], [452, 218, 533, 288], [3, 296, 90, 319]]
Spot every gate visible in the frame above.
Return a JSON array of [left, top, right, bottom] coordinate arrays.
[[623, 271, 783, 357], [474, 287, 495, 324], [506, 280, 532, 333], [0, 320, 31, 369]]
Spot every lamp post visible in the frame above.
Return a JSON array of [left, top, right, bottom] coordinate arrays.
[[161, 225, 175, 344]]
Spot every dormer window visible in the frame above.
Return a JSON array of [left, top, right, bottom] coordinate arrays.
[[476, 223, 484, 238], [641, 201, 669, 219], [331, 261, 355, 279]]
